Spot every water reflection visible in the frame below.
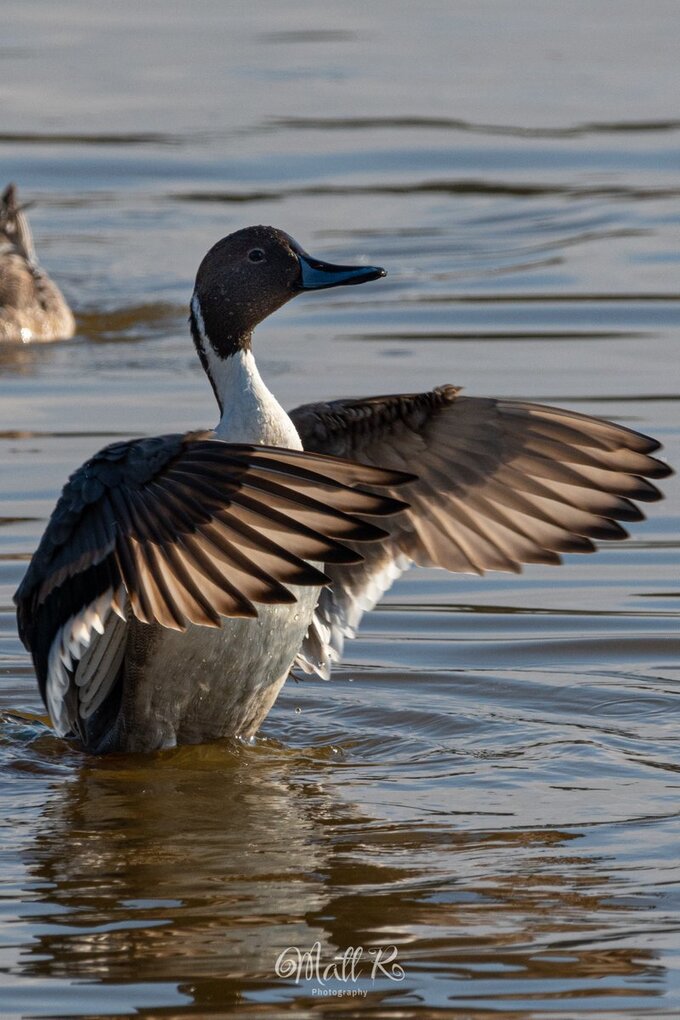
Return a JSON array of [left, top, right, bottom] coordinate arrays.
[[22, 745, 339, 980], [77, 302, 182, 343], [11, 739, 666, 1013], [0, 340, 61, 375]]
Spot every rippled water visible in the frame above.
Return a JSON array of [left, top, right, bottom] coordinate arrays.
[[1, 2, 679, 1017]]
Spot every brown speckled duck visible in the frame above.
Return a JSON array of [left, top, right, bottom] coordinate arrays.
[[14, 226, 672, 754], [0, 183, 75, 343]]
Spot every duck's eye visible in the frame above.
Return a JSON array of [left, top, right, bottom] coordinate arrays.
[[248, 248, 266, 263]]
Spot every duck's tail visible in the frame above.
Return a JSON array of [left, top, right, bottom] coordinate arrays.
[[1, 183, 36, 263]]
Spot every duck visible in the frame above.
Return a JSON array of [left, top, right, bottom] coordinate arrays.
[[14, 225, 672, 754], [0, 183, 75, 343]]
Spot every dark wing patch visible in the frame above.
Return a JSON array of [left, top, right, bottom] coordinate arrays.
[[291, 387, 672, 675]]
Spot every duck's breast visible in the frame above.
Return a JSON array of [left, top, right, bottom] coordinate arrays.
[[116, 583, 320, 751]]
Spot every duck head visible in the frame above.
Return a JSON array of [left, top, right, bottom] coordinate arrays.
[[190, 225, 385, 360]]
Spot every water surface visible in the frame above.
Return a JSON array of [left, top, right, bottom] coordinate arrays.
[[1, 2, 679, 1017]]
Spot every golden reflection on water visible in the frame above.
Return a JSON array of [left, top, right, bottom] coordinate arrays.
[[8, 737, 663, 1013]]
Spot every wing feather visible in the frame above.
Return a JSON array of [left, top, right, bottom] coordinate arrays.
[[291, 388, 672, 676], [14, 434, 411, 733]]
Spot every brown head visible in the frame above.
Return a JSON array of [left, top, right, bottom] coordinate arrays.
[[189, 225, 385, 362]]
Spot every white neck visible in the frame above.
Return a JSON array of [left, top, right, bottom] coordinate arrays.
[[191, 295, 302, 448]]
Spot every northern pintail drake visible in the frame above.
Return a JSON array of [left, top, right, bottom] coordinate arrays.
[[0, 183, 75, 343], [15, 226, 672, 753]]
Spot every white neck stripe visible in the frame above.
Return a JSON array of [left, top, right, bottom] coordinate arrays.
[[190, 293, 302, 449]]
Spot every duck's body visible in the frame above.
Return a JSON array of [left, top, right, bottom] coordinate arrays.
[[15, 226, 672, 754], [0, 184, 75, 343], [98, 298, 320, 753], [86, 336, 321, 753], [118, 592, 318, 752]]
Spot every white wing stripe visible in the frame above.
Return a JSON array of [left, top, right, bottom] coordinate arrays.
[[45, 588, 116, 735], [78, 619, 127, 719], [295, 552, 412, 680]]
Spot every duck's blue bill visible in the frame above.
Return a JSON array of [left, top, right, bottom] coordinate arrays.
[[298, 251, 386, 290]]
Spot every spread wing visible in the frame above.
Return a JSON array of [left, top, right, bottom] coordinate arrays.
[[290, 386, 672, 677], [14, 432, 411, 736]]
